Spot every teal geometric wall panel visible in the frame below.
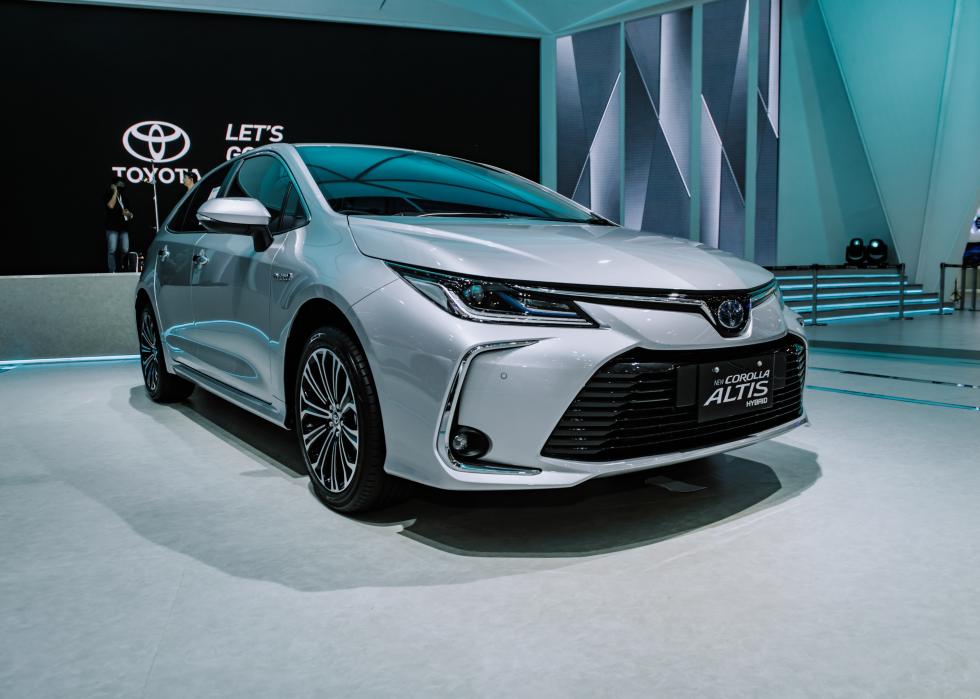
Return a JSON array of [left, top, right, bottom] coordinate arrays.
[[818, 0, 970, 284], [776, 0, 892, 265]]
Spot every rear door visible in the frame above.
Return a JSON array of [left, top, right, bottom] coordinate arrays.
[[154, 162, 233, 363], [185, 153, 309, 402]]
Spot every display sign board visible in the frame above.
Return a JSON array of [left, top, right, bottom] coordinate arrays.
[[0, 1, 539, 275]]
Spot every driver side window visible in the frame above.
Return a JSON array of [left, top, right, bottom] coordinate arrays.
[[168, 161, 234, 233], [226, 155, 308, 234]]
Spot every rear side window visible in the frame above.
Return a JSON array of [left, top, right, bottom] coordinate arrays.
[[226, 154, 307, 233], [168, 161, 234, 233]]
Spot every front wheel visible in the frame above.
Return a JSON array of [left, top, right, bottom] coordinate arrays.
[[294, 326, 404, 512]]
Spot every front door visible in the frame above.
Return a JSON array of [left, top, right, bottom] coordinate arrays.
[[152, 159, 236, 370], [185, 232, 282, 402], [184, 153, 309, 403], [153, 230, 202, 362]]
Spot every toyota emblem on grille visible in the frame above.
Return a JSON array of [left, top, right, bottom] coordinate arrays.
[[716, 298, 746, 330]]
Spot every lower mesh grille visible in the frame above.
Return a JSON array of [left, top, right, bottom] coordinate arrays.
[[541, 335, 806, 462]]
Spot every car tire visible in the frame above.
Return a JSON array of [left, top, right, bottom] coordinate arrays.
[[294, 326, 406, 513], [138, 304, 194, 403]]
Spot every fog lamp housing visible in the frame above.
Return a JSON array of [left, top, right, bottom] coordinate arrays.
[[450, 426, 491, 460]]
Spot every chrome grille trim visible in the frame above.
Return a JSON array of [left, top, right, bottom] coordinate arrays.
[[513, 279, 779, 338], [514, 278, 778, 309]]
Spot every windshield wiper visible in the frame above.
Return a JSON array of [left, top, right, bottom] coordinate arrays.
[[394, 211, 517, 218], [391, 211, 616, 225], [520, 215, 614, 225]]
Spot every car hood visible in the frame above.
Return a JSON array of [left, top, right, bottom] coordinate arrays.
[[348, 217, 773, 291]]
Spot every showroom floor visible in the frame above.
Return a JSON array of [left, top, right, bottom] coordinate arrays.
[[808, 312, 980, 360], [2, 348, 979, 697]]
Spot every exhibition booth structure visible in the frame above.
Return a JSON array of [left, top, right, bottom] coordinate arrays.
[[2, 0, 980, 695], [1, 0, 976, 363]]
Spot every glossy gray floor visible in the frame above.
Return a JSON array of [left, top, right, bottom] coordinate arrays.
[[808, 311, 980, 359], [1, 349, 979, 697]]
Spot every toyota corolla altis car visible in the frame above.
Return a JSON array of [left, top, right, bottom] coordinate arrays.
[[136, 144, 807, 512]]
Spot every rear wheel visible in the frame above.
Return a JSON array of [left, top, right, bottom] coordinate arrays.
[[294, 326, 404, 512], [138, 305, 194, 403]]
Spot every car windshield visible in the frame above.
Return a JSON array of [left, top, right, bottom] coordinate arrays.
[[296, 145, 610, 224]]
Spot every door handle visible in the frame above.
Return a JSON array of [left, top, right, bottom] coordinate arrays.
[[193, 252, 209, 266], [158, 246, 170, 262]]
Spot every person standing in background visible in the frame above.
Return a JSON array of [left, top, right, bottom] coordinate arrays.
[[105, 179, 132, 272]]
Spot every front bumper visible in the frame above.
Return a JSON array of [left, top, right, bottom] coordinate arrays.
[[353, 278, 807, 490]]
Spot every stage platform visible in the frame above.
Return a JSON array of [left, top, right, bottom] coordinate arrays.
[[0, 273, 139, 361], [807, 311, 980, 360]]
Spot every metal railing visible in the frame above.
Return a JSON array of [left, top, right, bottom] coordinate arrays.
[[766, 263, 905, 271], [939, 262, 979, 312], [893, 263, 910, 321], [810, 264, 823, 325], [766, 263, 909, 325]]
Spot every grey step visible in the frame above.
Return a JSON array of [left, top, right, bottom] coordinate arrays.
[[795, 301, 949, 322], [776, 274, 899, 286], [802, 308, 952, 324], [786, 294, 938, 312], [776, 277, 906, 290], [771, 265, 894, 271], [773, 269, 900, 281], [781, 285, 926, 301]]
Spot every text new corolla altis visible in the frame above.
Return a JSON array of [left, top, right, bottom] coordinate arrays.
[[135, 144, 807, 512]]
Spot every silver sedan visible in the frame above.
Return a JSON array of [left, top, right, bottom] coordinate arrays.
[[135, 143, 807, 512]]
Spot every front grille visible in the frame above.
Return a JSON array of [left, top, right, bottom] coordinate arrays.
[[541, 335, 806, 462]]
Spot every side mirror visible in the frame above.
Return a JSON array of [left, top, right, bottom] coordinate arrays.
[[196, 197, 274, 252]]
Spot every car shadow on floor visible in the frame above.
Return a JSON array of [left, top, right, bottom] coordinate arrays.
[[169, 386, 308, 478], [154, 385, 821, 559], [360, 442, 820, 557]]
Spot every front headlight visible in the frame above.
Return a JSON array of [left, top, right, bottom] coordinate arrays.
[[388, 263, 596, 326]]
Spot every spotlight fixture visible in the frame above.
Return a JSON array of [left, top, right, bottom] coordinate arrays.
[[845, 238, 866, 267], [866, 238, 888, 266]]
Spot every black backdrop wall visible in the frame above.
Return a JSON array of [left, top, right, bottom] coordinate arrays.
[[0, 1, 539, 275]]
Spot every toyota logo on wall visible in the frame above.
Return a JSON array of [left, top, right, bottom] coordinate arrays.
[[122, 120, 191, 163]]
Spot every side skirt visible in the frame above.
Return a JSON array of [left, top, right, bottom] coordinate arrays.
[[173, 362, 288, 427]]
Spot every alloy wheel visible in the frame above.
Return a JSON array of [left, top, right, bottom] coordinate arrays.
[[139, 311, 160, 394], [300, 348, 359, 493]]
